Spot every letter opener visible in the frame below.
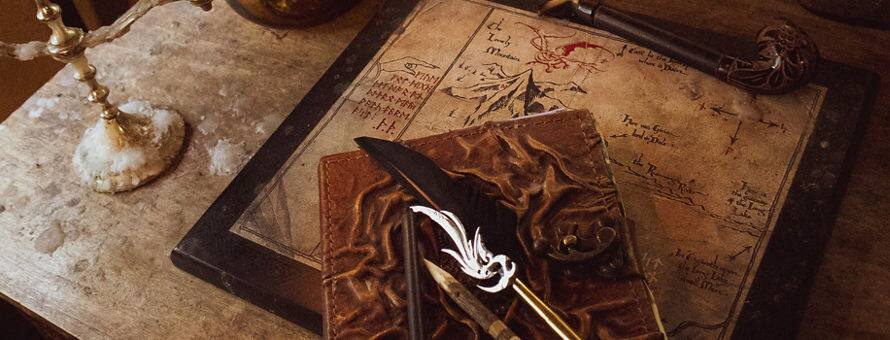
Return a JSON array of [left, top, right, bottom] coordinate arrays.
[[423, 258, 521, 340], [355, 137, 581, 340]]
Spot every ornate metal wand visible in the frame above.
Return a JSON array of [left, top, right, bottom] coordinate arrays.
[[410, 206, 582, 340], [541, 0, 820, 95]]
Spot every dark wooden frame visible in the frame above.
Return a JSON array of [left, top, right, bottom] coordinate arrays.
[[171, 0, 878, 338]]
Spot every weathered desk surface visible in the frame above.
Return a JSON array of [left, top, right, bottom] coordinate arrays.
[[0, 0, 887, 339]]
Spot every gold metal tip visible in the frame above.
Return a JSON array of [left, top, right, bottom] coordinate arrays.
[[512, 279, 582, 340]]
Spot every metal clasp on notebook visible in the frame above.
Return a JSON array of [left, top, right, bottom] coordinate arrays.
[[545, 222, 617, 263]]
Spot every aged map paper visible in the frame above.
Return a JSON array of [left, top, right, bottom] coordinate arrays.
[[230, 1, 825, 338]]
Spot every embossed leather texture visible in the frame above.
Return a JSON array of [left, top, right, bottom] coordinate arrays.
[[319, 109, 664, 339]]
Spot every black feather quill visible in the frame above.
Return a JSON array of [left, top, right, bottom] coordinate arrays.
[[354, 137, 522, 263]]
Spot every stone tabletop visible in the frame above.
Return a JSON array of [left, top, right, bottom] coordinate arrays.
[[0, 1, 378, 338]]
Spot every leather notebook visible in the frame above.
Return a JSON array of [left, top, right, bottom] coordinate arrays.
[[318, 109, 665, 339]]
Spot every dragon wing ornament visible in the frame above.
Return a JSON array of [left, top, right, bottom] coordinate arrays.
[[410, 206, 516, 293]]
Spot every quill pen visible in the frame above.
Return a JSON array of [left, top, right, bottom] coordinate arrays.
[[355, 137, 581, 339]]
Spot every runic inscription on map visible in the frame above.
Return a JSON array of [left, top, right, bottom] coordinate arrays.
[[230, 1, 825, 338]]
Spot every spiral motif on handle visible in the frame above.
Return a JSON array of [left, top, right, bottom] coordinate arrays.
[[720, 20, 820, 94]]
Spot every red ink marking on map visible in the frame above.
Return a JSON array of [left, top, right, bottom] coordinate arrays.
[[519, 22, 614, 73]]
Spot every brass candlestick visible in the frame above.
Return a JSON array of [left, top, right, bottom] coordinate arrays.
[[9, 0, 214, 193]]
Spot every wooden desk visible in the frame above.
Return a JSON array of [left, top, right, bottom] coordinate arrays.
[[0, 1, 378, 338], [0, 0, 886, 338]]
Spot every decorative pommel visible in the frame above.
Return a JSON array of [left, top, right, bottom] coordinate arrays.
[[718, 20, 820, 95]]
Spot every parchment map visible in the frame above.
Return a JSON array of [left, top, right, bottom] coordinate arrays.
[[230, 1, 825, 338]]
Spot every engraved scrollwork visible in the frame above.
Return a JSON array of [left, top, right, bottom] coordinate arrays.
[[719, 20, 820, 94]]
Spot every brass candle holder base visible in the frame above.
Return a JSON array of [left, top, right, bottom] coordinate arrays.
[[73, 106, 185, 193], [1, 0, 213, 193], [8, 0, 212, 193]]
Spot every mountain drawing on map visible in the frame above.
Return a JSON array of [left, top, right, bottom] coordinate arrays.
[[442, 63, 586, 126]]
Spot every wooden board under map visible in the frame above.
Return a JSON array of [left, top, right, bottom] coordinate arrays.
[[172, 0, 876, 337]]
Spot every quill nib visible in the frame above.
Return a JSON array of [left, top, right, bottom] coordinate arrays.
[[424, 259, 521, 340]]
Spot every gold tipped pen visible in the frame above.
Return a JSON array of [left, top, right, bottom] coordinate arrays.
[[512, 279, 581, 340]]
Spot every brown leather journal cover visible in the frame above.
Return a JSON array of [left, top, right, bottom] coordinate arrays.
[[319, 109, 664, 339]]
